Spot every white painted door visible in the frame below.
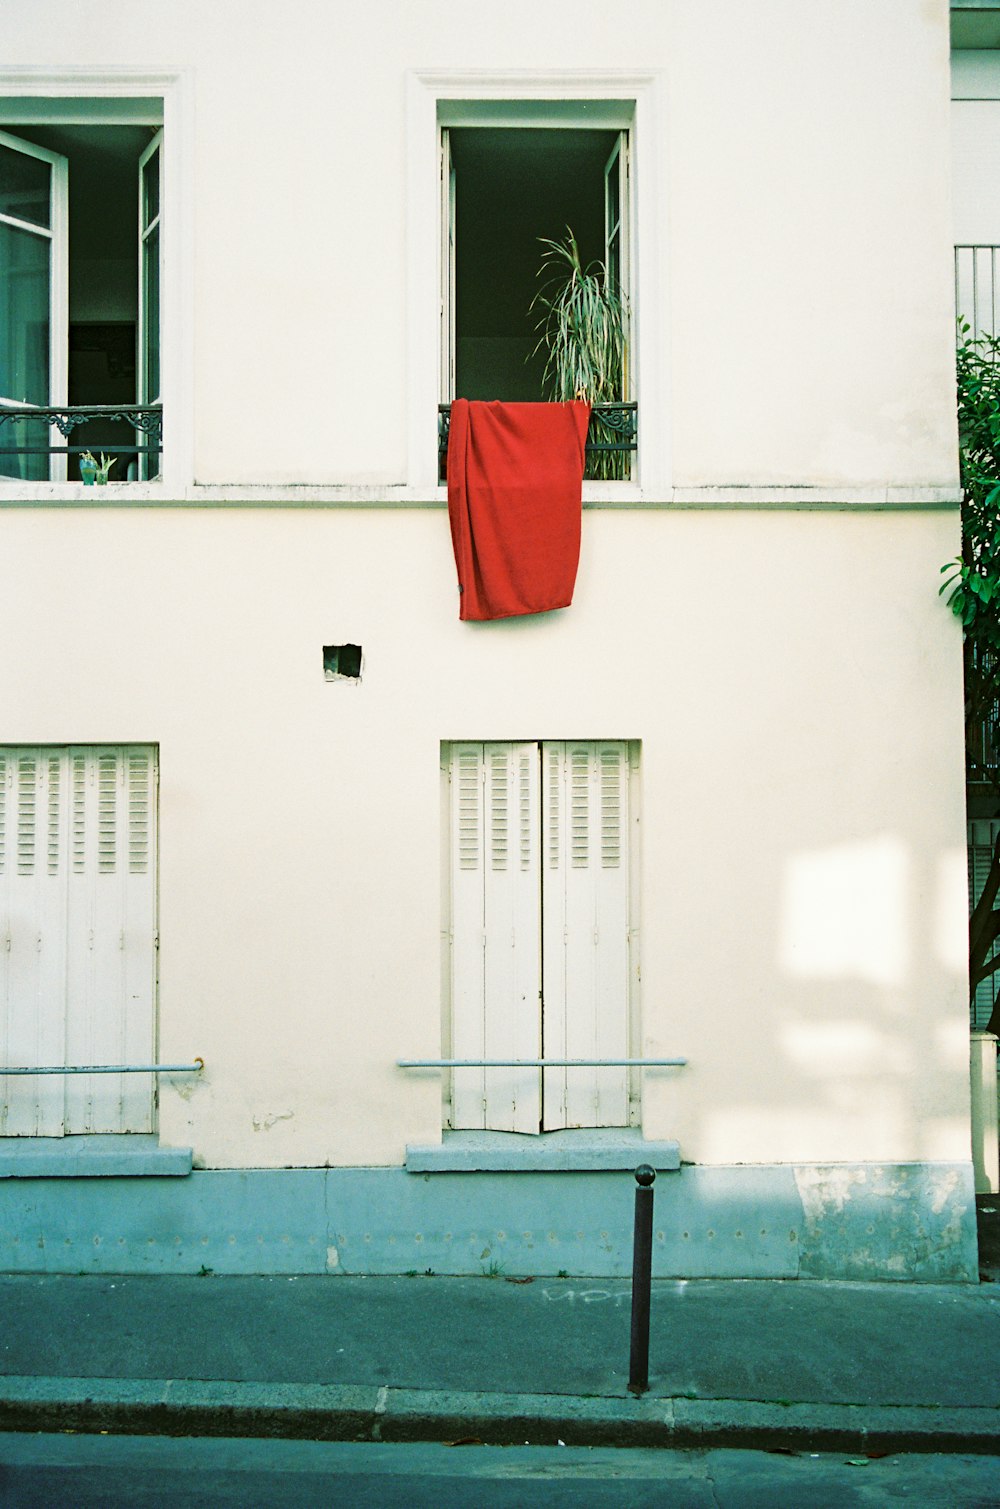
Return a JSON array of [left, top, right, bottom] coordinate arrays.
[[447, 741, 632, 1132], [0, 746, 157, 1136]]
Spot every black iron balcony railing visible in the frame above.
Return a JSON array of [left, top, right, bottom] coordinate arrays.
[[438, 401, 637, 483], [0, 404, 162, 481], [969, 647, 1000, 783]]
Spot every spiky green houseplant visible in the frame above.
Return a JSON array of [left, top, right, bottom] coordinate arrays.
[[529, 229, 630, 480]]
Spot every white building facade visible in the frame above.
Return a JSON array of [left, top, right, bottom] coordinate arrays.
[[0, 0, 980, 1280]]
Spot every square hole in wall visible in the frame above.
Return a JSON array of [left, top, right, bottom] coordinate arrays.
[[323, 644, 363, 681]]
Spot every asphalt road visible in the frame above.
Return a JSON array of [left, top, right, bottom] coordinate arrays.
[[1, 1437, 999, 1508]]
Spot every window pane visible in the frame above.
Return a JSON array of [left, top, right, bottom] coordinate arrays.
[[143, 222, 160, 401], [0, 411, 49, 481], [142, 149, 159, 231], [0, 143, 51, 230], [0, 221, 50, 404]]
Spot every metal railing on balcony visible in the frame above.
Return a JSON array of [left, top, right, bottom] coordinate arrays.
[[955, 246, 1000, 340], [969, 648, 1000, 783], [0, 404, 162, 483], [437, 401, 637, 483]]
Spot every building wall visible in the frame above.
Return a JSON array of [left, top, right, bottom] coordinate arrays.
[[0, 0, 976, 1278], [2, 0, 960, 492], [0, 505, 969, 1173]]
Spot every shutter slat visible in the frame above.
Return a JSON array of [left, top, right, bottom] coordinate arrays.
[[47, 754, 61, 876], [128, 750, 150, 875], [97, 753, 117, 874], [17, 755, 36, 877]]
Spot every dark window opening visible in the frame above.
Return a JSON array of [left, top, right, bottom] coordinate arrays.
[[449, 127, 618, 403], [323, 644, 363, 681]]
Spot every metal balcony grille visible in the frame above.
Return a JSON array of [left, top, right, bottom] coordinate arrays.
[[438, 401, 637, 483], [955, 246, 1000, 340], [969, 648, 1000, 783], [0, 405, 162, 482]]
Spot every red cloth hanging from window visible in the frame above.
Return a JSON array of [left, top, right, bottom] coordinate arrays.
[[446, 399, 590, 622]]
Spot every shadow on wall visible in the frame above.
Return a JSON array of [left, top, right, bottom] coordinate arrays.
[[663, 822, 970, 1170]]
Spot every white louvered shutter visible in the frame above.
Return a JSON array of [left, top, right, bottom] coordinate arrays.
[[969, 818, 1000, 1030], [0, 750, 68, 1135], [449, 743, 540, 1132], [542, 742, 629, 1129], [0, 746, 156, 1139], [65, 747, 156, 1133]]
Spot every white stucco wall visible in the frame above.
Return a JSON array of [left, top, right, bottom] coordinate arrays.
[[0, 1, 970, 1176], [0, 0, 960, 492], [0, 504, 968, 1169]]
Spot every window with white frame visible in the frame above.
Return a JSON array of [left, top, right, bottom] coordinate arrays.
[[0, 746, 158, 1137], [440, 115, 633, 482], [443, 740, 639, 1133], [0, 104, 163, 482], [441, 125, 630, 404]]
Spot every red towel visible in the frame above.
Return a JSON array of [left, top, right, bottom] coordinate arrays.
[[447, 399, 590, 621]]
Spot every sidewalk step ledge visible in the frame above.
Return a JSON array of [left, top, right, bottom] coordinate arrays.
[[1, 1376, 998, 1454]]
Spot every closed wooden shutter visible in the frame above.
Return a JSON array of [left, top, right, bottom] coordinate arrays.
[[542, 742, 630, 1129], [447, 741, 633, 1133], [0, 751, 67, 1134], [65, 747, 157, 1133], [449, 743, 540, 1132], [0, 746, 157, 1137]]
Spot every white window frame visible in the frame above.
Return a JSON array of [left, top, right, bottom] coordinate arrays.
[[406, 71, 668, 500], [0, 129, 69, 481], [0, 68, 194, 493]]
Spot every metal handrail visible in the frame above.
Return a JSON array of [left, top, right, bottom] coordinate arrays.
[[398, 1057, 686, 1068], [0, 403, 162, 459], [1, 1058, 203, 1076], [438, 400, 637, 453]]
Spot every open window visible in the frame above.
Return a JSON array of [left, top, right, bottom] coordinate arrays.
[[439, 121, 634, 480], [443, 741, 639, 1133], [0, 112, 163, 482]]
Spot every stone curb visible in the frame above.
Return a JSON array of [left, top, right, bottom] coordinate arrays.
[[0, 1377, 998, 1454]]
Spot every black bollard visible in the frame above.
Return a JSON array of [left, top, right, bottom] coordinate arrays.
[[628, 1163, 655, 1395]]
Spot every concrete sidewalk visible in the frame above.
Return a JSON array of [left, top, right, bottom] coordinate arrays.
[[1, 1271, 999, 1453]]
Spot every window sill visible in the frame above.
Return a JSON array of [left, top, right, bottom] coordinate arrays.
[[0, 1134, 193, 1178], [0, 480, 170, 504], [0, 481, 963, 510], [405, 1128, 680, 1173]]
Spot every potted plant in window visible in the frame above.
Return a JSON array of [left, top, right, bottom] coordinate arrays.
[[80, 451, 118, 486], [529, 228, 630, 480]]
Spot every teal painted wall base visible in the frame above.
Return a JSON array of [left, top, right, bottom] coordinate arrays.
[[0, 1161, 978, 1283]]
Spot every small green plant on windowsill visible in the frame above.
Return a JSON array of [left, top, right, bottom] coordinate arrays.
[[79, 451, 118, 486], [528, 227, 630, 482]]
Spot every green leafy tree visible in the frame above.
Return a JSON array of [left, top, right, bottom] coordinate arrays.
[[942, 327, 1000, 1034]]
